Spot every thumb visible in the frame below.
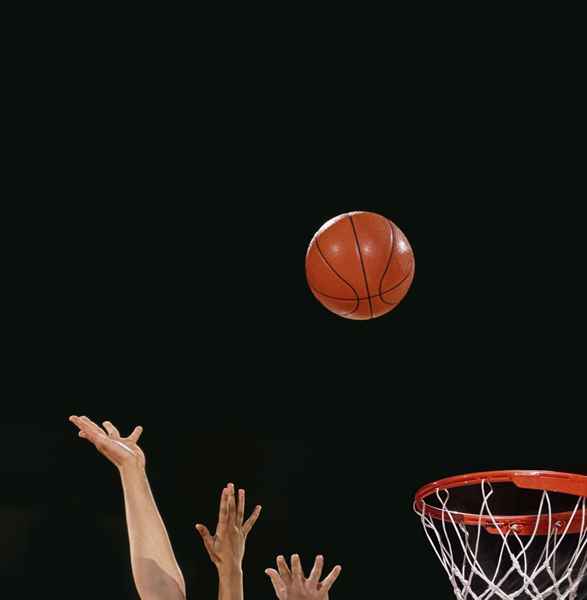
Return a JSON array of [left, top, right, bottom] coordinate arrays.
[[128, 425, 143, 443], [195, 524, 216, 560], [265, 568, 287, 599]]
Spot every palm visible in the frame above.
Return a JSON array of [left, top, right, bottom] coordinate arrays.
[[211, 525, 245, 562], [274, 587, 330, 600], [278, 592, 330, 600], [98, 434, 145, 467], [69, 415, 145, 469], [278, 593, 330, 600]]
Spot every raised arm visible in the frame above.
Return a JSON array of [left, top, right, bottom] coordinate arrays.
[[69, 415, 185, 600], [195, 483, 261, 600], [265, 554, 341, 600]]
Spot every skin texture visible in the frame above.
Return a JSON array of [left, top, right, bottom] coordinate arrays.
[[195, 483, 262, 600], [69, 415, 186, 600], [265, 554, 342, 600]]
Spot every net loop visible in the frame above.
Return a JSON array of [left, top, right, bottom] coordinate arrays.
[[415, 479, 587, 599]]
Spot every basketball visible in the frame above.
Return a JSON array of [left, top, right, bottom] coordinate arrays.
[[305, 211, 415, 320]]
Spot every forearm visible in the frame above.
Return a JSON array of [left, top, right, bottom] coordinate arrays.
[[218, 567, 244, 600], [120, 465, 186, 600]]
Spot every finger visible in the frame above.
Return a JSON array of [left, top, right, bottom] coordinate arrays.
[[127, 426, 143, 443], [69, 416, 99, 435], [216, 487, 229, 536], [76, 426, 104, 445], [265, 569, 287, 599], [102, 421, 120, 438], [195, 524, 216, 559], [276, 555, 292, 582], [320, 565, 342, 592], [308, 555, 324, 584], [77, 417, 110, 446], [291, 554, 305, 581], [69, 415, 85, 430], [237, 488, 245, 526], [243, 505, 262, 536], [227, 483, 236, 525], [79, 416, 106, 435]]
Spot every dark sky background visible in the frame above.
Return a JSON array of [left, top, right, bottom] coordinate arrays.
[[4, 17, 583, 599]]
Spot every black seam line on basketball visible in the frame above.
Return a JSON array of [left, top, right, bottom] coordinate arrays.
[[310, 264, 414, 300], [312, 287, 363, 316], [314, 238, 360, 300], [380, 265, 414, 305], [312, 242, 360, 317], [379, 220, 396, 297], [343, 299, 361, 317], [348, 214, 373, 319], [308, 264, 414, 306], [310, 285, 400, 303], [314, 238, 359, 315]]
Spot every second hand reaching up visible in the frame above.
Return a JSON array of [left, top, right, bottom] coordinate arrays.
[[196, 483, 262, 600]]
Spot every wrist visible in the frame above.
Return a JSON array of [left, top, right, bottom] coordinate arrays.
[[118, 462, 147, 479], [217, 562, 243, 579]]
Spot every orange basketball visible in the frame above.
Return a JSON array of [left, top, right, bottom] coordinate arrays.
[[305, 211, 415, 320]]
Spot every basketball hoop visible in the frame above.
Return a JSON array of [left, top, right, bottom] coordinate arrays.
[[414, 470, 587, 599]]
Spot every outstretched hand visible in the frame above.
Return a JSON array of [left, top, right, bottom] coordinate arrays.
[[196, 483, 261, 574], [69, 415, 145, 471], [265, 554, 341, 600]]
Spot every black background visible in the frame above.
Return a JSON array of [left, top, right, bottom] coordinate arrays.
[[3, 11, 583, 600], [4, 190, 584, 598]]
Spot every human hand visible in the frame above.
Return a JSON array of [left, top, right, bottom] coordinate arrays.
[[195, 483, 261, 575], [69, 415, 145, 472], [265, 554, 341, 600]]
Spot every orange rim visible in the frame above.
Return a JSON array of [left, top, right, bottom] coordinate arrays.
[[414, 470, 587, 536]]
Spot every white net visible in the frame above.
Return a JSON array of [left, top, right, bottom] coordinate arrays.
[[415, 481, 587, 600]]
